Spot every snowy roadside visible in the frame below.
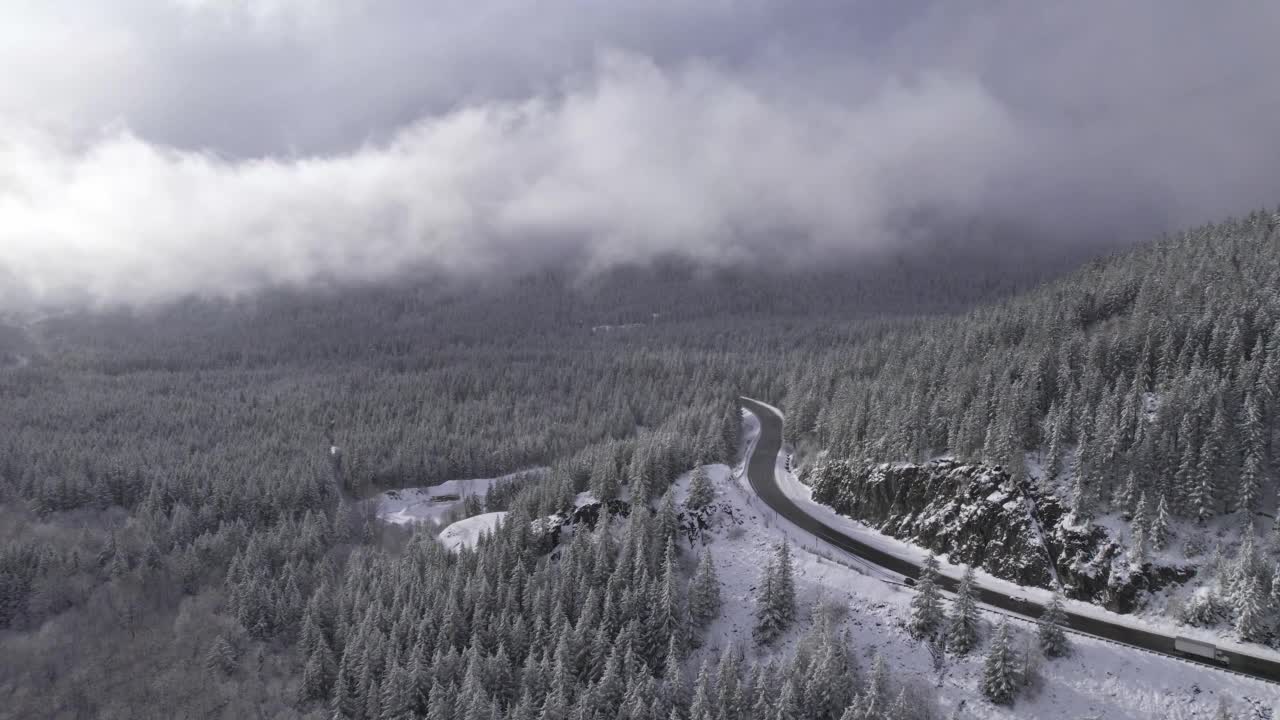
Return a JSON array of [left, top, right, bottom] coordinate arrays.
[[682, 415, 1280, 718], [757, 410, 1280, 667]]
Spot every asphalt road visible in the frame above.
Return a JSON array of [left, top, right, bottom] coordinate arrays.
[[738, 397, 1280, 684]]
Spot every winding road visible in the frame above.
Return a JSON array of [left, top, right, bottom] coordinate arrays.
[[739, 397, 1280, 684]]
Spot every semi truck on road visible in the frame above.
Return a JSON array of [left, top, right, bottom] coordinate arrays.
[[1175, 636, 1230, 665]]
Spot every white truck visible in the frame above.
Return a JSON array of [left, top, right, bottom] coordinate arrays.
[[1174, 636, 1230, 665]]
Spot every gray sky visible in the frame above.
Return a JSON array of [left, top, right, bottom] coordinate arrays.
[[2, 0, 1278, 309]]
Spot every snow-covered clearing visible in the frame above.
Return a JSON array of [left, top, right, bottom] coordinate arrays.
[[438, 512, 507, 552], [677, 410, 1280, 718], [374, 468, 544, 526]]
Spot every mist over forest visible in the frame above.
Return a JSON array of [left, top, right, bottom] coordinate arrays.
[[5, 2, 1280, 719]]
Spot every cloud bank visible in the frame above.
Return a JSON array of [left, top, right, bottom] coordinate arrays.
[[1, 1, 1278, 310]]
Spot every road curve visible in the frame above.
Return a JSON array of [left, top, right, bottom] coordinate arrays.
[[738, 397, 1280, 684]]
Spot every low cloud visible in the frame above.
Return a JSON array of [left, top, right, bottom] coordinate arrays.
[[0, 56, 1020, 308], [1, 1, 1278, 310]]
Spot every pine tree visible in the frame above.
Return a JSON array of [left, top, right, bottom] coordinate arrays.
[[687, 659, 714, 720], [1150, 494, 1171, 551], [1043, 404, 1064, 486], [946, 566, 980, 655], [428, 682, 457, 720], [1130, 491, 1150, 565], [688, 547, 722, 629], [656, 491, 680, 550], [299, 636, 336, 702], [1038, 589, 1070, 657], [980, 619, 1019, 706], [722, 405, 743, 466], [887, 689, 910, 720], [1130, 525, 1148, 567], [381, 664, 416, 720], [867, 653, 890, 709], [332, 652, 363, 720], [1069, 458, 1093, 522], [1116, 472, 1139, 518], [753, 541, 796, 646], [593, 646, 626, 717], [775, 675, 803, 720], [649, 538, 685, 661], [839, 696, 865, 720], [686, 466, 714, 512], [714, 646, 743, 720], [908, 554, 944, 639], [1195, 403, 1227, 520], [204, 633, 237, 676], [1240, 393, 1265, 513], [1236, 574, 1267, 643], [662, 636, 686, 715], [592, 457, 620, 502]]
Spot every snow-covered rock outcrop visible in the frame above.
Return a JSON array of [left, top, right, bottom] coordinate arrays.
[[806, 459, 1194, 612]]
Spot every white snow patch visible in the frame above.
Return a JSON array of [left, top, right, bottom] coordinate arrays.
[[437, 511, 507, 552], [374, 468, 544, 526]]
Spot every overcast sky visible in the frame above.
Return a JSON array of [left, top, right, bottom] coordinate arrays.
[[2, 0, 1278, 309]]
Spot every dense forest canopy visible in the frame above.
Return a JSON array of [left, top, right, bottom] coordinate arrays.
[[1, 208, 1278, 717]]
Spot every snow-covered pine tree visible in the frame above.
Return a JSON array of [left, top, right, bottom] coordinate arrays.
[[380, 664, 416, 720], [1043, 403, 1064, 486], [1130, 490, 1151, 565], [688, 546, 722, 629], [980, 619, 1019, 706], [946, 566, 980, 655], [1151, 493, 1171, 551], [687, 659, 714, 720], [686, 465, 714, 511], [839, 697, 865, 720], [656, 490, 680, 550], [1116, 472, 1139, 518], [654, 538, 684, 657], [204, 633, 237, 675], [909, 554, 944, 639], [1069, 458, 1093, 522], [1038, 589, 1070, 657], [721, 405, 742, 466], [857, 652, 887, 712], [591, 456, 620, 502], [298, 635, 336, 702], [753, 540, 796, 646], [1195, 403, 1228, 520], [1228, 531, 1262, 608], [1130, 491, 1149, 537], [1130, 525, 1148, 567], [714, 646, 743, 720], [1174, 426, 1199, 516], [887, 689, 910, 720], [1236, 574, 1267, 642], [1240, 393, 1265, 513]]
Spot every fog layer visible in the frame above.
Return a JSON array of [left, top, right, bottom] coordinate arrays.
[[1, 1, 1278, 309]]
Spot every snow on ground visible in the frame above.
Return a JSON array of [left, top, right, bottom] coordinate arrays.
[[374, 468, 544, 526], [438, 511, 507, 552], [674, 410, 1280, 719], [767, 418, 1280, 665], [1024, 445, 1279, 653]]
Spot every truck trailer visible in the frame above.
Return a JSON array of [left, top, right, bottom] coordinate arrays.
[[1174, 636, 1230, 665]]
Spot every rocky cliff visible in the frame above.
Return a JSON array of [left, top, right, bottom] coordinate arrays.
[[805, 459, 1194, 613]]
